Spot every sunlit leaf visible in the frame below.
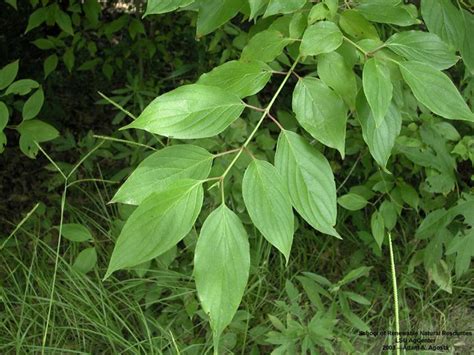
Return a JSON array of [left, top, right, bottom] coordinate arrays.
[[300, 21, 343, 56], [144, 0, 194, 16], [241, 30, 292, 63], [22, 88, 44, 121], [398, 61, 474, 122], [125, 84, 245, 139], [60, 223, 93, 242], [292, 76, 347, 157], [362, 57, 392, 127], [112, 145, 213, 205], [275, 130, 339, 238], [243, 159, 294, 262], [386, 31, 458, 70], [197, 60, 271, 98], [105, 179, 203, 278], [196, 0, 242, 37], [194, 205, 250, 347]]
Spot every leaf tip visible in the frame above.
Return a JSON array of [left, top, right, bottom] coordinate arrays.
[[102, 271, 112, 281], [119, 124, 132, 131], [331, 229, 342, 240]]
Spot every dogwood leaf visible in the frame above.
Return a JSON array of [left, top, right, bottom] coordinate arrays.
[[275, 130, 339, 238], [194, 205, 250, 348], [243, 159, 294, 263], [124, 84, 245, 139]]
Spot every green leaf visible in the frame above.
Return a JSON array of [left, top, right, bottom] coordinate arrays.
[[63, 48, 75, 72], [338, 266, 371, 286], [5, 79, 39, 96], [399, 181, 419, 210], [102, 63, 113, 80], [318, 51, 357, 109], [105, 179, 203, 278], [275, 130, 339, 238], [73, 247, 97, 274], [249, 0, 268, 20], [344, 291, 371, 305], [194, 205, 250, 347], [339, 9, 379, 40], [449, 197, 474, 228], [242, 159, 294, 263], [32, 38, 55, 50], [430, 259, 452, 293], [398, 61, 474, 122], [197, 60, 271, 98], [415, 208, 450, 240], [44, 54, 58, 79], [423, 229, 444, 269], [55, 10, 74, 35], [22, 88, 44, 121], [386, 31, 458, 70], [342, 309, 370, 332], [323, 0, 337, 17], [297, 276, 324, 309], [17, 120, 58, 142], [357, 95, 402, 169], [103, 16, 128, 38], [292, 77, 347, 157], [124, 84, 245, 139], [371, 211, 384, 249], [460, 10, 474, 74], [60, 223, 93, 242], [446, 230, 474, 278], [300, 21, 343, 56], [128, 18, 145, 39], [362, 57, 392, 127], [25, 7, 48, 33], [5, 0, 17, 10], [445, 234, 465, 257], [241, 30, 292, 63], [0, 102, 9, 130], [196, 0, 242, 37], [83, 0, 101, 26], [112, 145, 213, 205], [144, 0, 194, 16], [0, 60, 19, 90], [289, 11, 307, 39], [0, 132, 5, 153], [308, 3, 329, 24], [357, 0, 419, 27], [78, 59, 101, 71], [17, 120, 59, 158], [337, 193, 368, 211], [421, 0, 464, 50], [379, 200, 397, 231], [263, 0, 306, 18], [308, 313, 337, 341]]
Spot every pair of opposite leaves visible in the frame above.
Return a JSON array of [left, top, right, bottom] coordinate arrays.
[[107, 127, 339, 277], [105, 131, 338, 345]]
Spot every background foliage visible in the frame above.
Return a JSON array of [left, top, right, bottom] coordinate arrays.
[[1, 0, 473, 353]]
